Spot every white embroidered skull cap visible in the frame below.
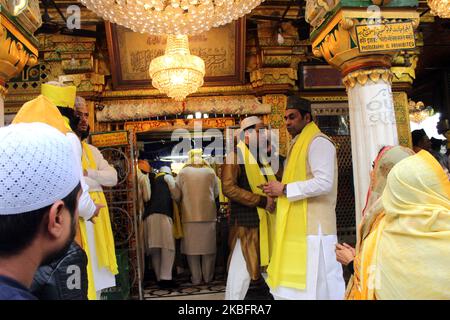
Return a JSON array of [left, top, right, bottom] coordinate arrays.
[[0, 122, 80, 215]]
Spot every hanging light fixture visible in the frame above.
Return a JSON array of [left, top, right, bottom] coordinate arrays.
[[80, 0, 264, 35], [149, 35, 205, 101], [427, 0, 450, 18]]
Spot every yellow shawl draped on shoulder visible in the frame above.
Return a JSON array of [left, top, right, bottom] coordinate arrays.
[[358, 150, 450, 299], [236, 141, 276, 267], [81, 142, 118, 300], [266, 122, 321, 290]]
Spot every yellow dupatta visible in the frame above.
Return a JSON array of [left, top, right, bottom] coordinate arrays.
[[154, 172, 184, 239], [346, 146, 415, 300], [81, 143, 119, 299], [266, 122, 321, 290], [358, 150, 450, 299], [236, 141, 276, 267]]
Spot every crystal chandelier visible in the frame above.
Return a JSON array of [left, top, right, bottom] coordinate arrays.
[[428, 0, 450, 18], [149, 35, 205, 101], [80, 0, 264, 35]]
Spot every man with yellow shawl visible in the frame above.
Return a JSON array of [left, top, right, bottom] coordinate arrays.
[[351, 150, 450, 299], [222, 116, 276, 300], [263, 95, 345, 300], [172, 149, 219, 285], [12, 84, 103, 299], [74, 96, 119, 299]]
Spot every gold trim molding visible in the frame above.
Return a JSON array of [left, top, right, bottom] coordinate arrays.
[[0, 24, 38, 83], [102, 85, 254, 99], [124, 118, 236, 134], [250, 68, 298, 88], [0, 84, 7, 98], [342, 68, 393, 89], [306, 95, 348, 102]]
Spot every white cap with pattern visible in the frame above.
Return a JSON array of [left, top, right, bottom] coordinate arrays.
[[159, 166, 172, 174], [0, 122, 80, 215]]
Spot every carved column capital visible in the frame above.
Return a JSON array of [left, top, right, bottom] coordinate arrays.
[[0, 19, 39, 84], [343, 68, 393, 89], [310, 7, 420, 82]]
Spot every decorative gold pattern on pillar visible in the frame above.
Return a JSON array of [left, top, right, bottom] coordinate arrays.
[[263, 94, 289, 157], [392, 54, 419, 84], [0, 84, 7, 98], [343, 68, 393, 89], [393, 92, 413, 148], [0, 25, 38, 83]]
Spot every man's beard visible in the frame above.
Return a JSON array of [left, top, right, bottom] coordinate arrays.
[[78, 125, 90, 141], [40, 214, 77, 266]]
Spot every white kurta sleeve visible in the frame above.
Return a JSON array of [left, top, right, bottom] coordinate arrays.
[[86, 144, 118, 187], [286, 137, 336, 202], [67, 133, 96, 220]]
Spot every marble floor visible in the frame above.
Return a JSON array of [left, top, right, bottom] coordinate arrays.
[[142, 273, 226, 300]]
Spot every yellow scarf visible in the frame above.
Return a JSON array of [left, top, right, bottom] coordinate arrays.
[[358, 151, 450, 299], [346, 146, 415, 300], [81, 142, 119, 300], [218, 177, 229, 204], [155, 172, 183, 239], [266, 122, 321, 290], [237, 141, 276, 267]]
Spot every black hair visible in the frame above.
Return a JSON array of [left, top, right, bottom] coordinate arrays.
[[299, 109, 312, 119], [0, 183, 81, 257], [57, 107, 80, 132], [411, 129, 427, 147], [78, 125, 90, 141]]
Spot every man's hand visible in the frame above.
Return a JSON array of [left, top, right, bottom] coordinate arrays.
[[262, 181, 285, 197], [265, 197, 276, 213], [89, 203, 105, 224], [335, 243, 355, 266]]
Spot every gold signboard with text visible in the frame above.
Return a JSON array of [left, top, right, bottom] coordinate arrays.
[[356, 22, 415, 53], [91, 131, 129, 148]]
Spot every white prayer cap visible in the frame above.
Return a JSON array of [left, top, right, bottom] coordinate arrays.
[[0, 122, 80, 215], [75, 96, 87, 109], [240, 116, 262, 131], [160, 166, 172, 174]]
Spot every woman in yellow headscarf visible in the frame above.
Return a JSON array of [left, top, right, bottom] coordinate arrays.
[[354, 150, 450, 299], [345, 146, 415, 299]]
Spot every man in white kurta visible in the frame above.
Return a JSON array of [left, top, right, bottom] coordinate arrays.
[[172, 150, 219, 285], [75, 96, 119, 298], [263, 95, 345, 300]]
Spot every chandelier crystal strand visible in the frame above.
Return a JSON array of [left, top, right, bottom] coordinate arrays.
[[428, 0, 450, 18], [81, 0, 264, 35], [149, 35, 205, 101]]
